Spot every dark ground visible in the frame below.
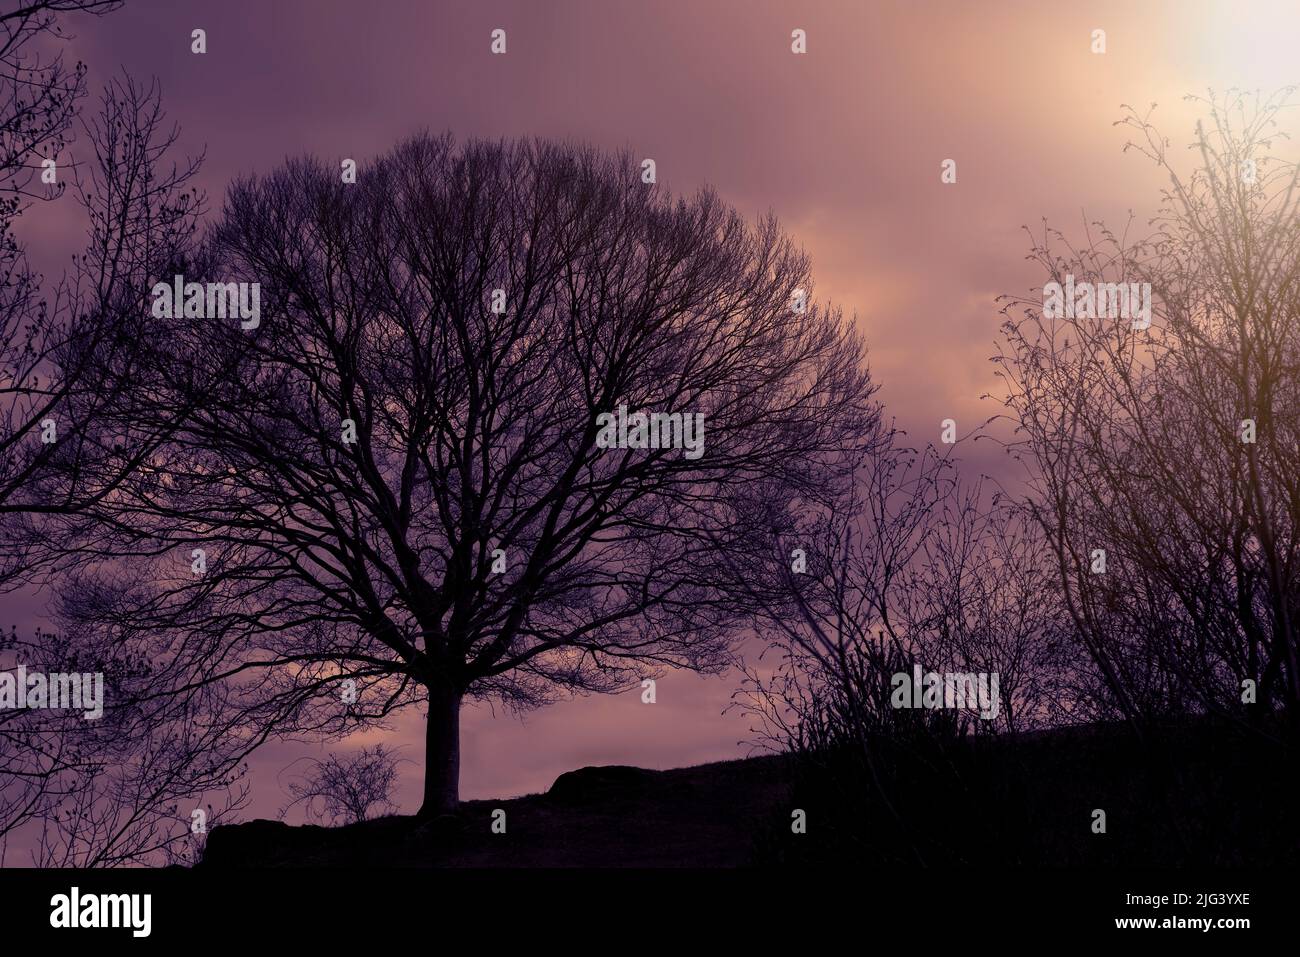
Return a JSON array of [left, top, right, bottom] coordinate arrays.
[[199, 754, 795, 868], [198, 717, 1298, 868]]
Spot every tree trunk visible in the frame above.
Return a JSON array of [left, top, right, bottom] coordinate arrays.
[[418, 680, 462, 818]]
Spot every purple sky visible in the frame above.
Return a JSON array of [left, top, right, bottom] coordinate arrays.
[[8, 0, 1297, 818]]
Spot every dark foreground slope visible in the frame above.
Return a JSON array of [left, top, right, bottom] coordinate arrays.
[[200, 755, 794, 868], [199, 718, 1298, 868]]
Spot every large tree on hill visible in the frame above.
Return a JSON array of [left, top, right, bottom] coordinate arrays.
[[54, 133, 877, 814]]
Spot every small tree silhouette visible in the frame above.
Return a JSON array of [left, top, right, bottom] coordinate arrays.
[[280, 746, 407, 826]]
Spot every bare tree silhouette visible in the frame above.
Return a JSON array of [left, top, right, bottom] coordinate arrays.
[[0, 2, 213, 859], [726, 414, 1074, 850], [3, 66, 255, 865], [279, 745, 406, 826], [998, 89, 1300, 736], [50, 133, 877, 816], [1, 0, 123, 582]]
